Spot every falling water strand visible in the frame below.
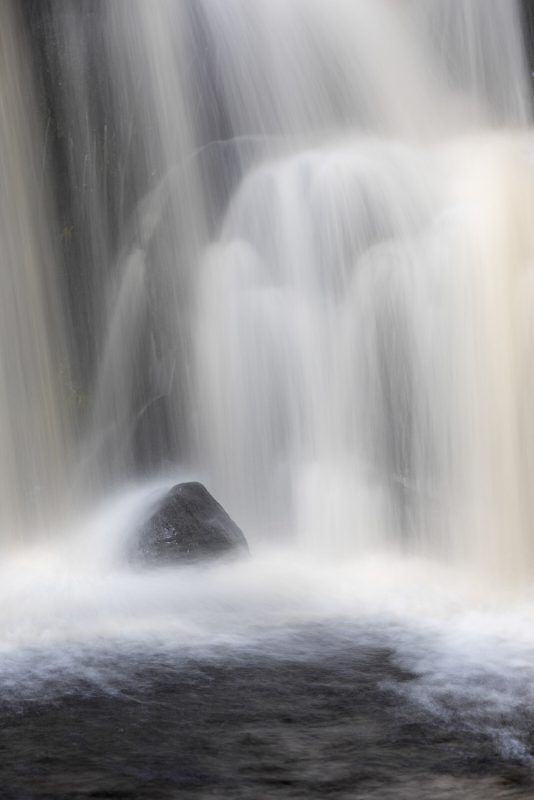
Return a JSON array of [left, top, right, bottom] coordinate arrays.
[[1, 0, 534, 584], [0, 2, 70, 542]]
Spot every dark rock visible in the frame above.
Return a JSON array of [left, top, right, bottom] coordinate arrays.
[[136, 481, 248, 565]]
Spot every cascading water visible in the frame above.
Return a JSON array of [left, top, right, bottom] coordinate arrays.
[[187, 0, 534, 576], [5, 2, 534, 790], [0, 2, 71, 542], [11, 0, 534, 575]]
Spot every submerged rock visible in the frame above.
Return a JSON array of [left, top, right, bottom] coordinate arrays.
[[136, 482, 248, 565]]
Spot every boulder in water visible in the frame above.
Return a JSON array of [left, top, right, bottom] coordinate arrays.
[[136, 482, 248, 565]]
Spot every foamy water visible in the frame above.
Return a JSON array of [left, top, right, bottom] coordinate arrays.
[[0, 485, 533, 763]]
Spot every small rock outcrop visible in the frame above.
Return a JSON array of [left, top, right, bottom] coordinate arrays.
[[136, 481, 248, 565]]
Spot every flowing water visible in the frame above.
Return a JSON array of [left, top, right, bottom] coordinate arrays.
[[2, 0, 534, 796]]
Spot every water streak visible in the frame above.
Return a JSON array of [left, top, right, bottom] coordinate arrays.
[[1, 0, 534, 584]]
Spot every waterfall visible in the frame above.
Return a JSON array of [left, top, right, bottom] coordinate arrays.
[[1, 0, 534, 579], [0, 2, 71, 541]]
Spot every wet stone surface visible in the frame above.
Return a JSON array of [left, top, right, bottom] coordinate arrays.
[[135, 482, 249, 566]]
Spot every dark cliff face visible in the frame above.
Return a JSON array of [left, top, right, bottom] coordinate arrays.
[[19, 1, 127, 380], [14, 0, 248, 481], [17, 0, 240, 347], [523, 0, 534, 73]]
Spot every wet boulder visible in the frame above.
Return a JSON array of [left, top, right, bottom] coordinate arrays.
[[136, 482, 248, 565]]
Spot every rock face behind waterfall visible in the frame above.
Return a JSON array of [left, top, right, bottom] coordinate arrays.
[[136, 482, 248, 565]]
